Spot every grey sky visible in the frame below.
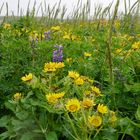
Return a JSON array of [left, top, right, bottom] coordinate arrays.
[[0, 0, 138, 17]]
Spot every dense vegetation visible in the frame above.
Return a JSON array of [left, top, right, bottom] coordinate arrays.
[[0, 0, 140, 139]]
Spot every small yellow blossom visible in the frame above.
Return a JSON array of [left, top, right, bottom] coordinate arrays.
[[91, 86, 102, 96], [87, 78, 94, 83], [63, 34, 71, 40], [131, 41, 140, 50], [82, 98, 95, 108], [66, 99, 80, 112], [68, 71, 80, 79], [84, 52, 92, 57], [88, 115, 102, 127], [44, 62, 65, 72], [3, 23, 11, 29], [44, 63, 56, 72], [97, 104, 108, 114], [51, 26, 60, 31], [74, 77, 84, 86], [21, 73, 33, 82], [55, 62, 65, 69], [13, 93, 22, 101], [46, 92, 65, 104], [66, 58, 72, 62], [115, 48, 122, 54], [71, 35, 77, 40]]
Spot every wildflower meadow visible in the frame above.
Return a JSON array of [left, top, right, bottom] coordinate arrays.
[[0, 0, 140, 140]]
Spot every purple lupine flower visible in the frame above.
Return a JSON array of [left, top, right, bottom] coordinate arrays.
[[52, 45, 63, 62], [44, 31, 51, 40]]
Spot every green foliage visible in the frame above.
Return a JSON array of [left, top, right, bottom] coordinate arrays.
[[0, 0, 140, 139]]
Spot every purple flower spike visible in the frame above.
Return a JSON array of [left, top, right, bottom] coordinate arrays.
[[44, 31, 51, 40], [52, 45, 63, 62]]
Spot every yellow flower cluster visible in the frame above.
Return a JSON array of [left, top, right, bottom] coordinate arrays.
[[3, 23, 11, 29], [44, 62, 65, 72], [51, 26, 60, 31], [68, 71, 94, 86], [29, 31, 45, 41], [21, 73, 33, 82], [63, 34, 71, 40], [46, 92, 65, 104], [63, 33, 77, 41]]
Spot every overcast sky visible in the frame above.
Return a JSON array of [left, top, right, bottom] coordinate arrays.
[[0, 0, 138, 17]]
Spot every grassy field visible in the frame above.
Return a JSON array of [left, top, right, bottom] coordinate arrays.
[[0, 0, 140, 140]]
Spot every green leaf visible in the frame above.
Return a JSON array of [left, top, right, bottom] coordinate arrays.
[[102, 127, 118, 140], [118, 117, 140, 140], [0, 116, 10, 127], [5, 101, 16, 112], [16, 110, 29, 120], [47, 131, 58, 140], [135, 105, 140, 121], [0, 131, 11, 140], [20, 132, 37, 140]]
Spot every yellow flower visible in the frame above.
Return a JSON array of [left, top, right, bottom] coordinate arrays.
[[3, 23, 11, 29], [66, 58, 72, 62], [55, 62, 65, 69], [91, 86, 102, 96], [82, 98, 95, 108], [84, 52, 92, 57], [68, 71, 80, 79], [13, 93, 22, 101], [131, 42, 140, 50], [74, 77, 84, 86], [88, 115, 102, 127], [46, 92, 65, 104], [63, 34, 71, 40], [21, 73, 33, 82], [44, 62, 64, 72], [54, 92, 65, 98], [51, 26, 60, 31], [66, 99, 80, 112], [97, 104, 108, 114], [29, 31, 38, 39], [71, 35, 77, 40], [87, 78, 94, 83]]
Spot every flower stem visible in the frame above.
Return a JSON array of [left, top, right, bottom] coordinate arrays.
[[66, 112, 80, 140]]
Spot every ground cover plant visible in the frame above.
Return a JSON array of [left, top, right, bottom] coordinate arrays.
[[0, 0, 140, 139]]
